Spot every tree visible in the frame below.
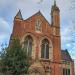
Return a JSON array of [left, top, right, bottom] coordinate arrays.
[[0, 38, 30, 75]]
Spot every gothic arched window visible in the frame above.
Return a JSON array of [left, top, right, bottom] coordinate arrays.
[[41, 39, 49, 59], [24, 35, 33, 56], [35, 19, 41, 31]]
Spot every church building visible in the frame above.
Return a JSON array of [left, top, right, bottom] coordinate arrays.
[[10, 0, 74, 75]]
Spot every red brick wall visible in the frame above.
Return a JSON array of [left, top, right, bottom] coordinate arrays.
[[11, 11, 74, 75], [12, 12, 61, 62]]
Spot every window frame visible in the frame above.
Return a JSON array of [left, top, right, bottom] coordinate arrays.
[[35, 19, 41, 31], [63, 68, 70, 75], [24, 35, 33, 56], [41, 39, 49, 59]]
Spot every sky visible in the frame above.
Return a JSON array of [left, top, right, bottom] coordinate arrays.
[[0, 0, 75, 62]]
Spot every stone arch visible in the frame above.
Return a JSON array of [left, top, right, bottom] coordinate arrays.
[[39, 36, 53, 60], [41, 39, 49, 59], [24, 35, 33, 57], [21, 33, 36, 59], [21, 33, 35, 43], [28, 62, 45, 75]]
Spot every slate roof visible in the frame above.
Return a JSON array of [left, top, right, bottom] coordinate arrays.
[[15, 10, 23, 20], [61, 50, 73, 61]]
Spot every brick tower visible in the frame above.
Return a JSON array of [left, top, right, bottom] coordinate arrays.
[[51, 0, 61, 63]]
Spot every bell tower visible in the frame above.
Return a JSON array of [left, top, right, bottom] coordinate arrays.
[[51, 0, 61, 62]]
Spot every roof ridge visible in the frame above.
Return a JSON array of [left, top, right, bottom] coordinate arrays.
[[61, 50, 73, 61], [23, 11, 50, 25]]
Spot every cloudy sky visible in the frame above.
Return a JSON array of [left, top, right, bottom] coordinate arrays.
[[0, 0, 75, 61]]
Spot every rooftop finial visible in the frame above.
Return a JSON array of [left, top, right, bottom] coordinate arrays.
[[54, 0, 56, 6], [15, 10, 23, 20]]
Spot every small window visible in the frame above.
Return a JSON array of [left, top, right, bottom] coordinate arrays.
[[35, 19, 41, 31], [63, 68, 70, 75]]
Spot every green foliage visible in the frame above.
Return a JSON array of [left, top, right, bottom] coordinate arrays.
[[0, 38, 29, 75]]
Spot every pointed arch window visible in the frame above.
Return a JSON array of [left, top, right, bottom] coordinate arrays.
[[24, 35, 33, 56], [35, 19, 41, 31], [41, 39, 49, 59]]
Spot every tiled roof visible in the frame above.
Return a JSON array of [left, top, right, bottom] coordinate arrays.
[[61, 50, 73, 61]]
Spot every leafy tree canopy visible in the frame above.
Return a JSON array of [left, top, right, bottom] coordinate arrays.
[[0, 38, 29, 75]]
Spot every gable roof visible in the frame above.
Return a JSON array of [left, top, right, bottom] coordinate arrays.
[[24, 11, 50, 25], [61, 50, 73, 61]]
